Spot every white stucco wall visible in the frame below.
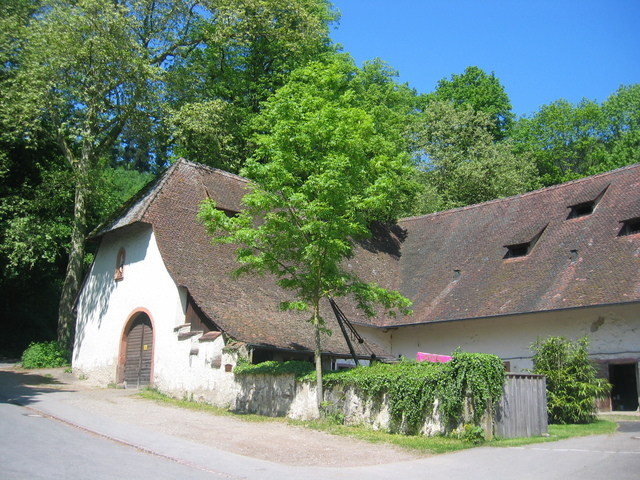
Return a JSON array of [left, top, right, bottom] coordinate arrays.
[[357, 303, 640, 372], [73, 224, 184, 384], [74, 224, 246, 394]]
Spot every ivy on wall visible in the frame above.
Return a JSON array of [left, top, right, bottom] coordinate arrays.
[[235, 351, 505, 434]]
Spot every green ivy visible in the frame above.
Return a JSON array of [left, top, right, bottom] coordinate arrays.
[[325, 351, 505, 434], [438, 351, 506, 426], [233, 351, 505, 434]]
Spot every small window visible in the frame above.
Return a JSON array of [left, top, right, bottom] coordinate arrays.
[[568, 201, 595, 219], [114, 248, 126, 281], [567, 185, 608, 219], [504, 242, 531, 259], [619, 218, 640, 237], [503, 225, 547, 259]]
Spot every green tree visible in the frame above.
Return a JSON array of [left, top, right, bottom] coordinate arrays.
[[531, 336, 610, 424], [425, 66, 514, 139], [414, 101, 539, 212], [168, 0, 338, 171], [2, 0, 205, 350], [594, 84, 640, 173], [512, 99, 606, 186], [198, 57, 414, 405], [512, 85, 640, 186]]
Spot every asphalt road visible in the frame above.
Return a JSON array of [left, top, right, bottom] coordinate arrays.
[[1, 365, 639, 480]]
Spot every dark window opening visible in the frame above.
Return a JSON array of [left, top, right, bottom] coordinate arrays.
[[185, 295, 217, 333], [568, 201, 595, 219], [619, 218, 640, 237], [504, 243, 530, 258], [567, 184, 609, 219], [503, 224, 547, 260]]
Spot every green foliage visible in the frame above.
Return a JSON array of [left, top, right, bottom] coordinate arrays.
[[531, 336, 611, 424], [458, 423, 485, 444], [21, 341, 69, 369], [234, 359, 315, 379], [438, 351, 506, 426], [198, 54, 416, 403], [512, 84, 640, 186], [324, 352, 505, 434], [425, 66, 514, 139], [167, 0, 338, 170], [414, 101, 539, 212]]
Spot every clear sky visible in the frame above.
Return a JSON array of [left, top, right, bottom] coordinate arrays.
[[329, 0, 640, 117]]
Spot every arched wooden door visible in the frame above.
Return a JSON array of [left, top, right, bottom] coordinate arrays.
[[123, 313, 153, 388]]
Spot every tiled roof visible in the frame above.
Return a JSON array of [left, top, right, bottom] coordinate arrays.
[[380, 162, 640, 327], [96, 159, 640, 350], [98, 159, 387, 358]]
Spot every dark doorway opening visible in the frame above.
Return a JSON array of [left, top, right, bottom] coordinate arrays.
[[609, 363, 639, 411], [124, 313, 153, 388]]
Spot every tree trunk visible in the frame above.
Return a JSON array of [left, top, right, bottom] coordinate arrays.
[[57, 158, 89, 352], [313, 303, 323, 407]]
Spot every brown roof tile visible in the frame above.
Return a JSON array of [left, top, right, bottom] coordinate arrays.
[[95, 159, 640, 349], [100, 159, 387, 358]]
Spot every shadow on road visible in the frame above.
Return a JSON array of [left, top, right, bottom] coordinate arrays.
[[0, 368, 77, 407]]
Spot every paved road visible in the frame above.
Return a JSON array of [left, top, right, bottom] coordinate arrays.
[[1, 365, 639, 479]]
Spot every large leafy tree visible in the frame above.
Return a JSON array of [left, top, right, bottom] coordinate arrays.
[[2, 0, 206, 350], [168, 0, 339, 172], [512, 99, 606, 186], [414, 101, 539, 212], [512, 85, 640, 186], [199, 56, 415, 404], [425, 66, 514, 140]]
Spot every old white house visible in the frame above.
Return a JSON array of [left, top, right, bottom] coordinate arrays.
[[73, 159, 640, 411]]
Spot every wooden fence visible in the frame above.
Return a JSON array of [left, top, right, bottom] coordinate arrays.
[[494, 373, 548, 438]]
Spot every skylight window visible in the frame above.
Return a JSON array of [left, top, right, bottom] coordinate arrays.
[[619, 218, 640, 237], [567, 185, 608, 220], [503, 225, 547, 259], [568, 201, 595, 219], [504, 242, 531, 259]]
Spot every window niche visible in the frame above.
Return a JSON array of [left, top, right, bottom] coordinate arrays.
[[567, 185, 609, 220], [619, 218, 640, 237], [114, 248, 126, 281], [503, 225, 547, 259]]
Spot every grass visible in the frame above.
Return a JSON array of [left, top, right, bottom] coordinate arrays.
[[137, 388, 620, 455]]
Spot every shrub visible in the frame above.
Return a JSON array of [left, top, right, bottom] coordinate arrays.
[[21, 341, 70, 369], [531, 336, 610, 424]]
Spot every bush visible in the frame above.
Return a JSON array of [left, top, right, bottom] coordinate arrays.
[[531, 336, 610, 424], [21, 341, 70, 369]]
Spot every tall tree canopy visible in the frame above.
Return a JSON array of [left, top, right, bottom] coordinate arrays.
[[168, 0, 339, 172], [425, 66, 514, 140], [2, 0, 206, 349], [199, 55, 415, 403], [512, 84, 640, 186], [414, 101, 539, 212]]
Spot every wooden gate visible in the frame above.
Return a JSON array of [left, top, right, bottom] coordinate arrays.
[[123, 313, 153, 388], [495, 373, 548, 438]]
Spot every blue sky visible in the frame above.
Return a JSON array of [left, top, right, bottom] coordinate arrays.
[[329, 1, 640, 117]]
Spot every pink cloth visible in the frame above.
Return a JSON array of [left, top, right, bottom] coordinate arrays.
[[416, 352, 453, 363]]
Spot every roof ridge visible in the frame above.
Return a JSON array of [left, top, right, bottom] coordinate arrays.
[[401, 162, 640, 222], [178, 158, 251, 185], [88, 161, 182, 238]]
